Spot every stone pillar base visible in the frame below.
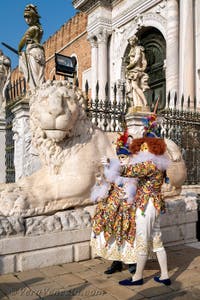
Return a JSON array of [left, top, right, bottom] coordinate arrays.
[[125, 110, 151, 138]]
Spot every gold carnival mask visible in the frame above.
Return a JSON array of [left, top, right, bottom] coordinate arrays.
[[140, 142, 148, 152]]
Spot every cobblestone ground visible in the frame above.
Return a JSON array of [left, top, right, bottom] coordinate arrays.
[[0, 244, 200, 300]]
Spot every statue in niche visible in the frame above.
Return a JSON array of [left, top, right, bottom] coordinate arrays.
[[0, 49, 11, 110], [18, 4, 45, 90], [125, 35, 149, 110]]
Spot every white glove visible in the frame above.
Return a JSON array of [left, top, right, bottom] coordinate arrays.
[[101, 156, 110, 166]]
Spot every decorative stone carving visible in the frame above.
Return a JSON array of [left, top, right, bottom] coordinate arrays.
[[0, 208, 91, 237], [18, 5, 45, 90], [0, 49, 11, 110], [97, 28, 109, 44], [12, 102, 41, 180], [125, 35, 150, 111], [0, 216, 24, 238], [0, 80, 114, 217]]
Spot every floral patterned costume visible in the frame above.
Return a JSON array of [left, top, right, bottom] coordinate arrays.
[[91, 152, 170, 263], [91, 158, 137, 263]]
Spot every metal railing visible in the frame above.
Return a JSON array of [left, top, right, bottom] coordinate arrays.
[[160, 93, 200, 185], [5, 78, 200, 184], [6, 78, 26, 103]]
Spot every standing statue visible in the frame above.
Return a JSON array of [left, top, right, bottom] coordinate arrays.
[[125, 35, 149, 109], [18, 4, 45, 90], [0, 49, 11, 110]]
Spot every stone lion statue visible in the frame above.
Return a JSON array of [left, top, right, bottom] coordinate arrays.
[[0, 81, 115, 217], [162, 138, 187, 197]]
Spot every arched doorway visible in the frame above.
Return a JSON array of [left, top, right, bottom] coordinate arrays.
[[138, 27, 166, 111]]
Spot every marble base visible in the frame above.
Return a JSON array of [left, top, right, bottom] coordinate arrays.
[[0, 192, 198, 274]]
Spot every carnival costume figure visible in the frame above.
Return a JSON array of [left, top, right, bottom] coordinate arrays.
[[119, 114, 171, 286], [90, 129, 138, 271]]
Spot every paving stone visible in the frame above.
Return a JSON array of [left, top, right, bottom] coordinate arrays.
[[77, 270, 100, 280], [27, 281, 64, 298], [83, 294, 117, 300], [54, 283, 105, 299], [8, 287, 41, 300], [149, 287, 200, 300], [14, 269, 47, 281], [15, 269, 51, 287], [61, 262, 89, 273], [85, 276, 118, 289], [39, 265, 69, 277], [0, 281, 28, 296], [53, 273, 86, 288], [0, 274, 21, 284], [79, 258, 105, 267], [104, 284, 144, 300], [43, 295, 80, 300], [170, 268, 200, 290]]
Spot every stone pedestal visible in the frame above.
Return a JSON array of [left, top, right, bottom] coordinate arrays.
[[125, 111, 151, 138], [0, 192, 198, 274], [12, 99, 41, 180], [0, 113, 6, 183]]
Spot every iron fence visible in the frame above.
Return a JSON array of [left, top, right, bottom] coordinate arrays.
[[160, 93, 200, 185], [85, 81, 128, 132], [6, 78, 26, 103], [5, 78, 200, 185]]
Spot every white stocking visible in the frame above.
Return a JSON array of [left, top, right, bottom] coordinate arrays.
[[156, 249, 169, 279], [132, 254, 147, 281]]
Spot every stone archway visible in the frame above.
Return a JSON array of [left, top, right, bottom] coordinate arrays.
[[138, 27, 166, 111]]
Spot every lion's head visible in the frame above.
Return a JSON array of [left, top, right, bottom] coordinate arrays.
[[29, 80, 94, 172]]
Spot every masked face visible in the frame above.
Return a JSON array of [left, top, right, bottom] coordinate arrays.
[[140, 142, 149, 152], [118, 154, 130, 165]]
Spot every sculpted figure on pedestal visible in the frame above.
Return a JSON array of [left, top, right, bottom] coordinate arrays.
[[18, 4, 45, 90], [125, 35, 149, 109], [0, 49, 11, 109]]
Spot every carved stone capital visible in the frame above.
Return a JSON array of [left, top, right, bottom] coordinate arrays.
[[97, 28, 109, 44], [87, 34, 98, 47]]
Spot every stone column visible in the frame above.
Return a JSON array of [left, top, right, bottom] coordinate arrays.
[[97, 29, 108, 100], [195, 0, 200, 109], [12, 99, 41, 180], [179, 0, 195, 107], [0, 113, 6, 183], [166, 0, 179, 104], [88, 35, 98, 99]]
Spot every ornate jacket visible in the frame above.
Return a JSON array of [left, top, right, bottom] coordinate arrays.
[[122, 151, 170, 214]]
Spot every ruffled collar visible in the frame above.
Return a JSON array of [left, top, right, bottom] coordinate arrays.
[[130, 151, 170, 171]]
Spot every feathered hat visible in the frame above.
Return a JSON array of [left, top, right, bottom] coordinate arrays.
[[142, 97, 161, 137], [116, 128, 132, 156], [142, 113, 161, 138]]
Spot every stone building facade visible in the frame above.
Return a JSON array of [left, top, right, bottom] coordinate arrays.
[[73, 0, 200, 110], [11, 12, 91, 91]]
